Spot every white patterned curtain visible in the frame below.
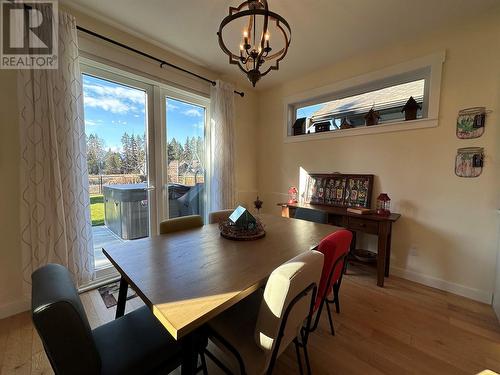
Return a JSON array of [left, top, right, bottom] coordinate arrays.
[[18, 9, 94, 292], [210, 80, 236, 211]]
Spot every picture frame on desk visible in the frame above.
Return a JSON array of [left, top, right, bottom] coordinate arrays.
[[305, 173, 374, 208]]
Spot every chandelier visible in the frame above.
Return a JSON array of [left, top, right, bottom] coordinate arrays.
[[217, 0, 291, 87]]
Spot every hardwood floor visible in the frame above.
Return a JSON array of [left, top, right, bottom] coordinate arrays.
[[1, 264, 500, 374]]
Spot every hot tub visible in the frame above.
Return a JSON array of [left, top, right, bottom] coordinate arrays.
[[103, 183, 149, 240]]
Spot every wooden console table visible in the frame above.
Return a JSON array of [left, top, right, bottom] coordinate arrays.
[[279, 203, 401, 287]]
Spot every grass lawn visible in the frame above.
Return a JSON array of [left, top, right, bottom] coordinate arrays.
[[90, 194, 104, 226]]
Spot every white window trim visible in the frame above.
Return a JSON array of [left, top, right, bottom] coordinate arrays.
[[283, 51, 446, 143]]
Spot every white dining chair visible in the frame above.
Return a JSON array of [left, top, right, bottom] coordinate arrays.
[[204, 250, 324, 375]]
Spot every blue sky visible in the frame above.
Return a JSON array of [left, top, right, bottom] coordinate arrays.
[[82, 74, 205, 151], [166, 98, 205, 144], [296, 103, 323, 119]]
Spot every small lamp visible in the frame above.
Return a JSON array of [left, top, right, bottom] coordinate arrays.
[[376, 193, 391, 216]]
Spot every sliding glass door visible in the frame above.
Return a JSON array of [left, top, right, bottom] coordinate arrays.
[[80, 60, 210, 275], [81, 64, 155, 271], [161, 91, 209, 222]]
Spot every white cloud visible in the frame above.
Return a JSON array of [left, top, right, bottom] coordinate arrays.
[[183, 108, 203, 117], [167, 102, 179, 111], [111, 120, 128, 125], [83, 83, 145, 114], [85, 119, 98, 126]]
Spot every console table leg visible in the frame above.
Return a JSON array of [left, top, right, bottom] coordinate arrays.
[[377, 223, 390, 287], [385, 226, 392, 277]]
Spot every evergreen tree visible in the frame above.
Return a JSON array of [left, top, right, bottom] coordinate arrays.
[[86, 133, 105, 175], [121, 133, 131, 173], [135, 134, 146, 175], [129, 134, 139, 173], [103, 149, 122, 174], [182, 136, 192, 163], [195, 136, 205, 168], [167, 141, 175, 163]]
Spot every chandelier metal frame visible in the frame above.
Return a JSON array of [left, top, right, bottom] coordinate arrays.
[[217, 0, 291, 87]]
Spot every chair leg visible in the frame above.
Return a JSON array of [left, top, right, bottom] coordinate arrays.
[[325, 300, 335, 336], [198, 351, 208, 375], [293, 338, 304, 375], [303, 342, 312, 375], [333, 285, 340, 314]]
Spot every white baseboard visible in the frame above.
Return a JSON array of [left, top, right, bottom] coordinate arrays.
[[0, 298, 30, 320], [391, 266, 492, 304]]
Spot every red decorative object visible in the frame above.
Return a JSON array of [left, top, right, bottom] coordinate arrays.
[[376, 193, 391, 216], [288, 186, 298, 204]]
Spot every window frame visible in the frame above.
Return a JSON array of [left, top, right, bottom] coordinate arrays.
[[283, 51, 445, 142], [79, 57, 211, 280]]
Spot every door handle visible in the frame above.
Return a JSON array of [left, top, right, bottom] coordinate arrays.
[[144, 186, 155, 191]]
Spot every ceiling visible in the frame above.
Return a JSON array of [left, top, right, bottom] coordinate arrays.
[[63, 0, 499, 90]]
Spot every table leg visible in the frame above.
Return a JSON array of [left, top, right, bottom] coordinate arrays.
[[181, 333, 199, 375], [385, 225, 392, 277], [115, 276, 128, 319], [280, 205, 290, 218], [350, 231, 357, 254], [377, 223, 390, 287], [345, 230, 357, 273]]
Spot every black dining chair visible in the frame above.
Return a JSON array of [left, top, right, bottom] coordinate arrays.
[[294, 207, 328, 224], [31, 263, 207, 375]]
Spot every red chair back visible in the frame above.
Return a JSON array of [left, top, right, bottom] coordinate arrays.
[[314, 230, 353, 311]]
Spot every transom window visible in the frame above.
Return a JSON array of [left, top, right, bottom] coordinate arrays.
[[284, 52, 445, 141], [296, 79, 426, 133]]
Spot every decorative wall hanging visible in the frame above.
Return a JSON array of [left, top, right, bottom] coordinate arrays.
[[304, 173, 374, 208], [456, 107, 488, 139], [455, 147, 484, 177], [217, 0, 291, 87]]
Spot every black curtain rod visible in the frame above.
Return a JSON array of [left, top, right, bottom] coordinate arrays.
[[76, 26, 245, 97]]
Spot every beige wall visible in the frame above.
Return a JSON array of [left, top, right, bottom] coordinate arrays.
[[0, 7, 258, 317], [1, 3, 498, 317], [256, 9, 500, 302]]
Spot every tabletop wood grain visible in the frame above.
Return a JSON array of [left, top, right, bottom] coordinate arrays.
[[103, 214, 339, 339]]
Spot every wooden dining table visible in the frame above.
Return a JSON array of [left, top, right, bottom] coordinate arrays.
[[103, 213, 339, 374]]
